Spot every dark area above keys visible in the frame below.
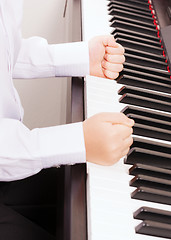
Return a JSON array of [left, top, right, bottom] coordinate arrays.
[[134, 206, 171, 224], [161, 25, 171, 70], [135, 220, 171, 239], [130, 174, 171, 191], [129, 164, 171, 180], [152, 0, 171, 28], [125, 147, 171, 169], [122, 105, 171, 122], [131, 186, 171, 205], [131, 137, 171, 154]]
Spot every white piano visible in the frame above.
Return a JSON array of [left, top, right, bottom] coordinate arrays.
[[81, 0, 171, 239]]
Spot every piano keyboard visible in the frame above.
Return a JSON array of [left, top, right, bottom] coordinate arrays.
[[81, 0, 171, 239]]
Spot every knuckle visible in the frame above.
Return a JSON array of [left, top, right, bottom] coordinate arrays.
[[113, 71, 119, 79], [119, 64, 124, 71], [128, 127, 133, 135], [130, 136, 134, 145], [120, 46, 125, 54], [104, 53, 109, 61], [122, 55, 126, 63]]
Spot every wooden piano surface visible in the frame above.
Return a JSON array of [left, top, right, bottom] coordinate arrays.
[[63, 77, 87, 240]]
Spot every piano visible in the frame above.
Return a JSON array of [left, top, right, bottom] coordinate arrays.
[[80, 0, 171, 239]]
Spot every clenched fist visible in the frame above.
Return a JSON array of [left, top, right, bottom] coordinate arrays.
[[83, 112, 134, 165], [89, 35, 125, 79]]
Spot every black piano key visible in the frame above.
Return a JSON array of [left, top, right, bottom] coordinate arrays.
[[124, 53, 167, 70], [109, 8, 154, 25], [124, 47, 165, 62], [112, 27, 159, 42], [135, 220, 171, 239], [118, 85, 171, 102], [131, 186, 171, 205], [118, 85, 171, 111], [113, 31, 161, 48], [111, 0, 150, 8], [122, 68, 171, 85], [134, 123, 171, 141], [129, 164, 171, 180], [117, 75, 171, 94], [108, 0, 151, 13], [134, 206, 171, 224], [126, 114, 171, 141], [122, 105, 171, 123], [125, 147, 171, 169], [130, 174, 171, 191], [131, 137, 171, 154], [133, 122, 171, 141], [119, 93, 171, 113], [110, 15, 156, 30], [124, 62, 170, 78], [108, 4, 152, 19], [127, 114, 171, 130], [127, 112, 171, 132], [111, 20, 158, 37]]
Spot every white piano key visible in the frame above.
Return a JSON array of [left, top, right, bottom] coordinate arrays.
[[87, 160, 171, 240], [81, 0, 112, 41], [89, 220, 167, 240], [90, 232, 167, 240]]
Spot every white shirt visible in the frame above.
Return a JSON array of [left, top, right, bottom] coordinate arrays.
[[0, 0, 89, 181]]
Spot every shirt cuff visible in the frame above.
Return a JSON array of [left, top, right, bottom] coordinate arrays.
[[49, 41, 90, 77], [37, 122, 86, 168]]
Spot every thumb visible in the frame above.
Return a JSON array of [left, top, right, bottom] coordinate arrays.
[[96, 112, 134, 127]]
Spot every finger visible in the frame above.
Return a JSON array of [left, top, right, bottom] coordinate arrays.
[[96, 112, 135, 127], [123, 135, 134, 148], [105, 44, 125, 55], [102, 68, 119, 80], [102, 60, 124, 72], [104, 54, 125, 64], [121, 147, 130, 158], [113, 125, 133, 139]]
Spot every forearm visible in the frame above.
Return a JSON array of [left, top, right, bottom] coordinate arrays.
[[13, 37, 90, 79], [0, 119, 86, 181]]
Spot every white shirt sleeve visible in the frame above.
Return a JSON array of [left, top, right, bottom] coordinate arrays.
[[0, 1, 88, 182], [0, 119, 86, 182], [11, 37, 89, 182], [13, 37, 90, 79]]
